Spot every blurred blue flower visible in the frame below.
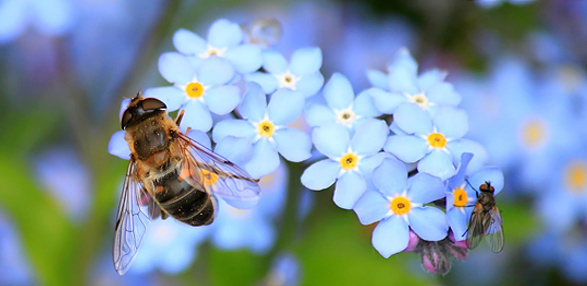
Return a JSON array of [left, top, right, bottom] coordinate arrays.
[[172, 18, 263, 74], [211, 164, 287, 253], [304, 73, 381, 131], [245, 47, 324, 97], [353, 157, 448, 258], [260, 252, 301, 286], [385, 103, 486, 180], [34, 147, 91, 222], [301, 120, 389, 209], [0, 0, 75, 44], [144, 52, 239, 132], [366, 48, 460, 115], [212, 83, 311, 178], [131, 219, 209, 274], [0, 212, 33, 285]]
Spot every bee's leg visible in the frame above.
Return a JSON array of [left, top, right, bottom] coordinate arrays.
[[175, 109, 185, 126], [185, 127, 191, 135]]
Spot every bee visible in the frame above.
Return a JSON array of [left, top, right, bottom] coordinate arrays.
[[113, 94, 261, 275], [465, 181, 504, 253]]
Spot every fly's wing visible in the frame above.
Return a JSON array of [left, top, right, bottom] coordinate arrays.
[[176, 132, 261, 209], [485, 206, 504, 253], [112, 160, 151, 275], [466, 203, 488, 250]]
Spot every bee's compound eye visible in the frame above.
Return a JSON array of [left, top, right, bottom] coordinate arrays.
[[141, 98, 167, 111], [121, 110, 132, 129]]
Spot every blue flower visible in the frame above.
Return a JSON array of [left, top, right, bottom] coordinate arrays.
[[0, 212, 33, 285], [245, 47, 324, 97], [445, 153, 505, 241], [144, 52, 240, 132], [366, 48, 460, 115], [259, 252, 301, 286], [172, 19, 263, 74], [301, 120, 389, 209], [304, 73, 381, 131], [212, 83, 311, 178], [385, 103, 487, 180], [0, 0, 75, 44], [131, 219, 209, 274], [353, 157, 448, 258]]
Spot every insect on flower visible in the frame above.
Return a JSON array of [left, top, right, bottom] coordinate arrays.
[[465, 181, 504, 253], [112, 94, 261, 275]]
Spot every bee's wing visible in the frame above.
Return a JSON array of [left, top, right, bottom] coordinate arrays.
[[485, 206, 504, 253], [176, 132, 261, 209], [112, 160, 151, 275], [466, 203, 488, 250]]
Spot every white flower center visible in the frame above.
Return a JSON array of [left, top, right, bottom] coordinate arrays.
[[200, 45, 227, 58], [276, 71, 299, 90], [334, 106, 358, 127]]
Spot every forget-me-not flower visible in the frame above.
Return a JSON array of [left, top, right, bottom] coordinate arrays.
[[212, 83, 311, 179], [305, 73, 381, 131], [301, 120, 389, 209], [353, 157, 448, 258], [245, 47, 324, 97], [366, 48, 460, 115], [172, 18, 263, 74]]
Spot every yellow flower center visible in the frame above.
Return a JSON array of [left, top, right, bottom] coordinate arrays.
[[390, 196, 411, 215], [427, 132, 447, 149], [452, 187, 468, 207], [257, 120, 275, 138], [564, 160, 587, 194], [521, 118, 546, 149], [185, 82, 204, 98], [200, 170, 219, 186], [410, 93, 430, 109], [340, 153, 359, 170]]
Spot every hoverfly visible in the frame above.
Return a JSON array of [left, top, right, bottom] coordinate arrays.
[[113, 94, 261, 275], [465, 181, 504, 253]]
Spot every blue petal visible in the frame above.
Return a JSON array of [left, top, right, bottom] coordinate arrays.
[[239, 82, 267, 122], [407, 173, 445, 204], [180, 100, 213, 132], [417, 69, 447, 91], [301, 159, 340, 190], [108, 131, 130, 160], [143, 87, 186, 112], [0, 0, 26, 44], [207, 19, 242, 48], [468, 167, 505, 195], [214, 136, 253, 166], [267, 89, 304, 126], [212, 119, 255, 142], [448, 152, 474, 190], [353, 191, 390, 225], [372, 157, 407, 196], [224, 44, 263, 74], [273, 128, 312, 162], [448, 208, 469, 241], [204, 85, 240, 115], [296, 72, 324, 98], [366, 69, 389, 90], [173, 29, 207, 55], [354, 90, 381, 117], [323, 73, 354, 110], [262, 50, 288, 74], [312, 123, 349, 159], [367, 88, 405, 114], [358, 152, 391, 176], [433, 106, 468, 139], [418, 150, 456, 180], [387, 48, 419, 94], [304, 103, 335, 127], [186, 130, 211, 149], [426, 82, 461, 105], [372, 215, 409, 258], [158, 52, 193, 85], [384, 135, 427, 163], [31, 0, 74, 35], [245, 72, 279, 94], [289, 47, 322, 76], [446, 139, 488, 174], [244, 139, 280, 179], [408, 207, 448, 241], [198, 57, 234, 86], [333, 171, 366, 209], [350, 120, 388, 155], [393, 103, 433, 135]]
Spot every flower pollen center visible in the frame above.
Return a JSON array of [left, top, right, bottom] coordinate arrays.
[[200, 170, 219, 186], [452, 187, 468, 207], [277, 71, 298, 90], [390, 196, 411, 215], [565, 160, 587, 193], [521, 119, 547, 149], [185, 82, 205, 98], [410, 93, 430, 109], [427, 132, 447, 149], [336, 108, 357, 126], [340, 153, 359, 170], [257, 120, 275, 138], [201, 46, 226, 58]]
